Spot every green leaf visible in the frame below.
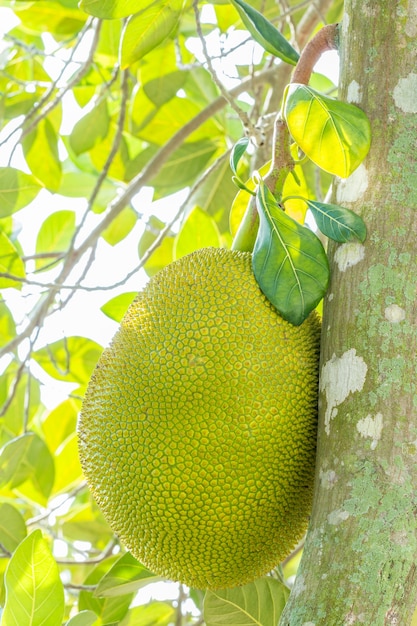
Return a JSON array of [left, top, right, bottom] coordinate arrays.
[[253, 182, 329, 325], [0, 231, 25, 290], [52, 433, 84, 495], [61, 503, 113, 545], [174, 206, 221, 259], [95, 552, 159, 597], [89, 125, 129, 182], [101, 292, 137, 322], [186, 155, 244, 235], [42, 397, 80, 453], [0, 503, 27, 553], [119, 603, 175, 626], [136, 97, 220, 145], [69, 99, 110, 155], [143, 70, 188, 107], [0, 300, 16, 347], [96, 18, 124, 67], [306, 199, 367, 243], [0, 433, 55, 504], [22, 118, 62, 191], [0, 167, 42, 217], [137, 216, 175, 277], [230, 137, 249, 177], [0, 365, 41, 438], [230, 0, 299, 65], [2, 530, 65, 626], [65, 611, 99, 626], [13, 1, 87, 38], [32, 336, 103, 384], [80, 0, 144, 18], [58, 171, 117, 213], [151, 140, 219, 193], [35, 210, 76, 271], [79, 557, 134, 624], [284, 84, 371, 178], [102, 206, 137, 245], [120, 0, 185, 68], [204, 577, 289, 626]]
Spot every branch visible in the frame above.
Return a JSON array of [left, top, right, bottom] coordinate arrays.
[[57, 538, 118, 565], [291, 22, 339, 84], [26, 483, 87, 526]]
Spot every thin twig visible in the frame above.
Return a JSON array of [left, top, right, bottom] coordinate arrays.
[[57, 538, 118, 565], [4, 19, 103, 161], [26, 482, 87, 526], [193, 0, 254, 138], [0, 324, 40, 420], [65, 583, 98, 591], [87, 72, 128, 209], [69, 69, 129, 253], [0, 543, 12, 558]]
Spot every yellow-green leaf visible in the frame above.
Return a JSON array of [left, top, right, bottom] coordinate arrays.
[[95, 552, 159, 597], [204, 577, 289, 626], [0, 299, 16, 347], [284, 83, 371, 178], [35, 210, 76, 271], [120, 0, 185, 68], [137, 216, 175, 277], [79, 557, 134, 624], [101, 292, 137, 322], [2, 530, 64, 626], [119, 603, 175, 626], [69, 99, 110, 155], [0, 504, 27, 553], [0, 231, 25, 290], [0, 433, 54, 505], [174, 206, 221, 259], [80, 0, 145, 18], [65, 611, 99, 626], [0, 167, 42, 217], [32, 336, 103, 384], [65, 611, 100, 626], [22, 118, 62, 191], [52, 433, 84, 495], [42, 397, 81, 453], [102, 206, 137, 246]]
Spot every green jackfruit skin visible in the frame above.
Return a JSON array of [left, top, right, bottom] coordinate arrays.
[[78, 247, 321, 590]]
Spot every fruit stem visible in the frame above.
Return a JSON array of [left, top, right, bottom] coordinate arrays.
[[231, 119, 295, 253], [231, 194, 259, 252], [264, 117, 295, 196]]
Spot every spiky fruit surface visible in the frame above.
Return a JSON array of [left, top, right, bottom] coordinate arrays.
[[78, 247, 321, 590]]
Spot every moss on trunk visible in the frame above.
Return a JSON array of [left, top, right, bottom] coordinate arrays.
[[280, 1, 417, 624]]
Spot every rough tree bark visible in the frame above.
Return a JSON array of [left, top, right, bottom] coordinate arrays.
[[281, 1, 417, 624]]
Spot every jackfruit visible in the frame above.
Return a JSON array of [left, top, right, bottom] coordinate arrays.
[[78, 247, 321, 590]]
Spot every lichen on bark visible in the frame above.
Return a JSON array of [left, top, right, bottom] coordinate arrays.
[[280, 1, 417, 624]]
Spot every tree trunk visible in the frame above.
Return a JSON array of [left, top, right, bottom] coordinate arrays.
[[280, 1, 417, 624]]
